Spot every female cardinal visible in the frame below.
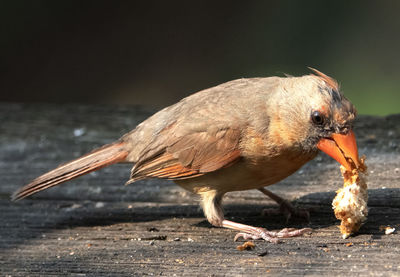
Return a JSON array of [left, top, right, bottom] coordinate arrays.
[[12, 68, 360, 243]]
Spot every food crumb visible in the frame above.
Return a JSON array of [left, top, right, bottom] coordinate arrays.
[[332, 156, 368, 239], [237, 241, 255, 251], [381, 226, 396, 235]]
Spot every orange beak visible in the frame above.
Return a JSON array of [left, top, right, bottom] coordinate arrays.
[[317, 130, 360, 171]]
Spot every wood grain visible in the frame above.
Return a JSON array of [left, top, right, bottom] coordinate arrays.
[[1, 103, 399, 276]]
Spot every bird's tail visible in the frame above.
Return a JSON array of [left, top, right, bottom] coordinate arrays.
[[12, 141, 129, 201]]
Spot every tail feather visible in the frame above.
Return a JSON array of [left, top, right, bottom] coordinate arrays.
[[12, 141, 129, 201]]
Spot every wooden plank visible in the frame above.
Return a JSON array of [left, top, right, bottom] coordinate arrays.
[[0, 103, 400, 276]]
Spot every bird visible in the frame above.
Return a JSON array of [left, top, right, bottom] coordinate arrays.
[[12, 68, 361, 243]]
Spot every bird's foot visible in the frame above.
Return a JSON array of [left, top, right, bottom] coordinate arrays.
[[222, 220, 312, 243], [262, 200, 310, 223], [234, 227, 312, 243], [258, 187, 310, 223]]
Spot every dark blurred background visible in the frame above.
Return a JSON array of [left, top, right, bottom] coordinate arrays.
[[1, 1, 399, 115]]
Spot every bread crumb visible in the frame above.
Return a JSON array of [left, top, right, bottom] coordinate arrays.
[[384, 227, 395, 235], [237, 241, 256, 251], [379, 225, 396, 235], [332, 156, 368, 239]]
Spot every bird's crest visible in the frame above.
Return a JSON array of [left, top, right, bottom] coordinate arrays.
[[308, 67, 339, 92]]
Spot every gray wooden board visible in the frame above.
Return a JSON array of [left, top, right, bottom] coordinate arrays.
[[1, 102, 400, 276]]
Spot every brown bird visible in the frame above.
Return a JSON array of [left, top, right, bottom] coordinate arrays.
[[12, 68, 360, 243]]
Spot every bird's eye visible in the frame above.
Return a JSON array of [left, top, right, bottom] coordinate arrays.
[[311, 111, 325, 125]]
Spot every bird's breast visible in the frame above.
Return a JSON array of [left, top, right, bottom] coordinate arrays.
[[176, 148, 316, 194], [176, 126, 317, 194]]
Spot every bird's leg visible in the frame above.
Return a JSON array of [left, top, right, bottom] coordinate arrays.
[[200, 190, 311, 243], [258, 187, 310, 223]]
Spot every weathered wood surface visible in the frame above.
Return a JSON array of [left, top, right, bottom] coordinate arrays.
[[1, 102, 399, 276]]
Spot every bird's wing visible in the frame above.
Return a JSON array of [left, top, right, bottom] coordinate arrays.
[[127, 127, 241, 183]]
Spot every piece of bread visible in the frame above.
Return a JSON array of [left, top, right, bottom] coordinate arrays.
[[332, 157, 368, 239]]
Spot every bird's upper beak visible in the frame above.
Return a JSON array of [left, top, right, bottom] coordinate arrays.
[[317, 130, 360, 171]]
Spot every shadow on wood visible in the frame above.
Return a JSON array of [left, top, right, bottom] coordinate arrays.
[[1, 103, 399, 276]]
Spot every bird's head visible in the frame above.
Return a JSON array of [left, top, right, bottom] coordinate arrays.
[[308, 68, 360, 170], [269, 68, 360, 170]]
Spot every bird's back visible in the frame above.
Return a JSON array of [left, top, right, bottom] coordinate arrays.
[[122, 77, 283, 163]]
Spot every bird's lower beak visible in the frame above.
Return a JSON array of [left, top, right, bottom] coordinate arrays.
[[317, 130, 360, 171]]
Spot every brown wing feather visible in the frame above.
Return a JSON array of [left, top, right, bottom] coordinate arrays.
[[128, 128, 241, 183]]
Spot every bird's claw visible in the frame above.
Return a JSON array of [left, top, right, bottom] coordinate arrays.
[[234, 227, 312, 243], [234, 228, 280, 243]]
